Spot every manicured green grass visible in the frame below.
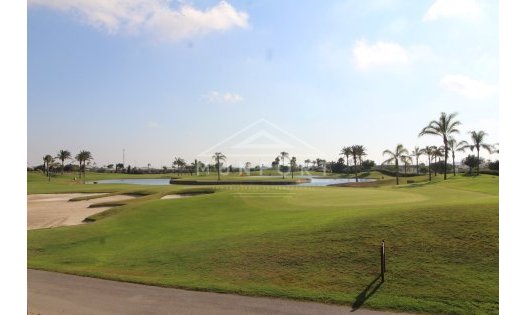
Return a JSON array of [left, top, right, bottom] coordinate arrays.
[[27, 172, 498, 314]]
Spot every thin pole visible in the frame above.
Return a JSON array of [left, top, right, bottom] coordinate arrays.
[[381, 240, 386, 282]]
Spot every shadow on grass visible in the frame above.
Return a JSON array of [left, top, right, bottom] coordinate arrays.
[[351, 275, 383, 311]]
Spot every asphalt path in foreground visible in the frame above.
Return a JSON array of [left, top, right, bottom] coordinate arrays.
[[28, 269, 411, 315]]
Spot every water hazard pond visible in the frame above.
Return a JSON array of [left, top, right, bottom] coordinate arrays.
[[88, 177, 376, 187]]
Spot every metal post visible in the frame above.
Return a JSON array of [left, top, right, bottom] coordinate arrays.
[[381, 240, 386, 282]]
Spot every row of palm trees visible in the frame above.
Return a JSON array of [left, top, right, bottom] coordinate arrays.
[[382, 112, 497, 185], [40, 113, 494, 185], [339, 145, 367, 182], [42, 149, 93, 180]]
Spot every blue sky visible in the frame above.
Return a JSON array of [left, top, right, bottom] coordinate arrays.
[[27, 0, 499, 168]]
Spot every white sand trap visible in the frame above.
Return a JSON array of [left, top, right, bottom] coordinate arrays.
[[27, 193, 138, 230], [160, 194, 190, 200]]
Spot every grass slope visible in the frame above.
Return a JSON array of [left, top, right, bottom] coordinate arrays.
[[27, 172, 498, 314]]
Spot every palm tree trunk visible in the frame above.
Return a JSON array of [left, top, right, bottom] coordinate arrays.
[[395, 159, 399, 185], [217, 162, 220, 181], [477, 149, 480, 175], [428, 156, 431, 181], [434, 157, 437, 176], [354, 159, 358, 182], [61, 159, 65, 175], [443, 139, 448, 180], [346, 157, 350, 176], [416, 157, 419, 175], [452, 152, 456, 176]]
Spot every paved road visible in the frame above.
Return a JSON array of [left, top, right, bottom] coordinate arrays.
[[28, 269, 407, 315]]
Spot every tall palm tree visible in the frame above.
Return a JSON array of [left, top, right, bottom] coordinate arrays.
[[356, 145, 367, 169], [213, 152, 226, 181], [43, 154, 54, 180], [431, 146, 443, 176], [382, 144, 409, 185], [56, 150, 71, 175], [422, 146, 434, 181], [75, 150, 93, 180], [459, 130, 495, 175], [290, 157, 297, 179], [411, 147, 423, 175], [349, 145, 364, 182], [173, 157, 181, 175], [419, 112, 461, 180], [448, 138, 468, 176], [340, 146, 352, 176], [279, 151, 289, 179], [174, 158, 186, 175]]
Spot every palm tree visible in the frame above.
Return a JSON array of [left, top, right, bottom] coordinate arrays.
[[279, 151, 289, 179], [75, 150, 93, 180], [290, 157, 297, 179], [431, 146, 443, 176], [56, 150, 71, 175], [43, 154, 54, 180], [448, 138, 468, 176], [459, 130, 495, 175], [422, 146, 434, 181], [340, 146, 352, 176], [382, 144, 409, 185], [349, 145, 364, 182], [356, 145, 367, 169], [213, 152, 226, 181], [190, 159, 202, 176], [419, 112, 461, 180], [173, 157, 182, 175], [304, 159, 311, 171], [174, 158, 186, 175], [411, 147, 423, 175]]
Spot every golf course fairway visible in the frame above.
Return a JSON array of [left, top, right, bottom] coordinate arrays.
[[27, 173, 498, 314]]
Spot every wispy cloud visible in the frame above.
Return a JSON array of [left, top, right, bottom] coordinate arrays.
[[205, 91, 244, 104], [28, 0, 249, 42], [440, 74, 497, 100], [423, 0, 483, 22], [352, 40, 409, 70]]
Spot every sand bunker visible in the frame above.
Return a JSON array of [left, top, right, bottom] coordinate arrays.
[[160, 194, 190, 200], [27, 193, 138, 230]]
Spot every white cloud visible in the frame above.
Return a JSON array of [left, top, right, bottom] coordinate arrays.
[[423, 0, 483, 22], [352, 40, 409, 70], [205, 91, 244, 103], [440, 74, 497, 100], [28, 0, 249, 41]]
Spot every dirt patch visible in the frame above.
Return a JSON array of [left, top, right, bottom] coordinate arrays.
[[27, 193, 138, 230]]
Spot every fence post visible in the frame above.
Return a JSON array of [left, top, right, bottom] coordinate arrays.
[[380, 240, 386, 282]]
